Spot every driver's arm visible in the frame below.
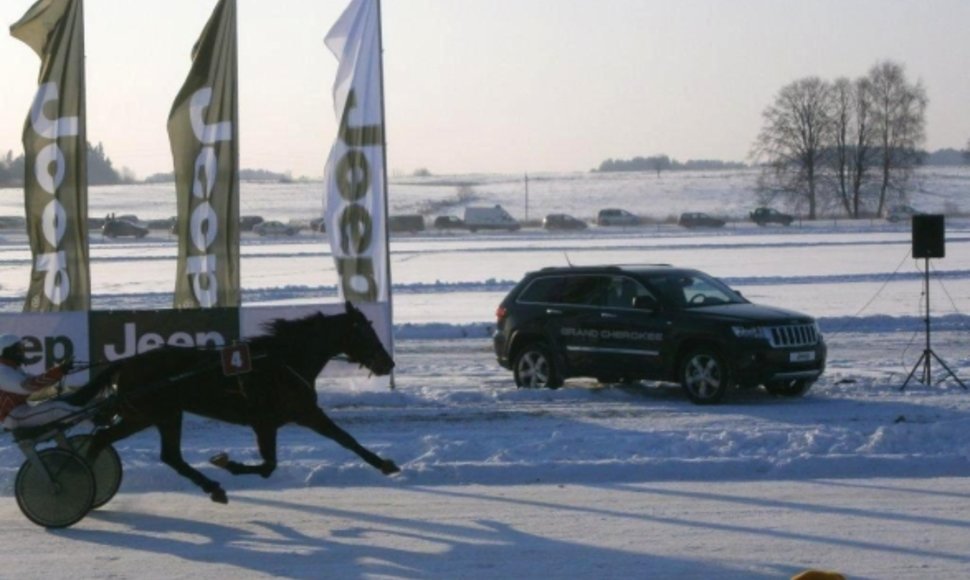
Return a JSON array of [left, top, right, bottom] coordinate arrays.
[[21, 363, 71, 391]]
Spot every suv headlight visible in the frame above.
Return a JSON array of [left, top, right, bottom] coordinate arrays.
[[731, 325, 765, 340]]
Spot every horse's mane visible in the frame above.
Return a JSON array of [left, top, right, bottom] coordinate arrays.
[[249, 312, 342, 350], [258, 312, 316, 336]]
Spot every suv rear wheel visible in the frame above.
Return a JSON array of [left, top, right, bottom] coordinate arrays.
[[680, 347, 729, 404], [513, 343, 562, 389], [765, 379, 813, 397]]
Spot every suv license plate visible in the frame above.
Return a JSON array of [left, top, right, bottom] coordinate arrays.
[[790, 351, 815, 363]]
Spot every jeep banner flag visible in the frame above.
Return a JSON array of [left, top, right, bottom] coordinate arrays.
[[11, 0, 90, 312], [168, 0, 240, 309], [324, 0, 390, 305]]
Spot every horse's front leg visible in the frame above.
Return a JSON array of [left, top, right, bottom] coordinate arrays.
[[210, 424, 278, 478], [298, 407, 400, 475], [156, 413, 228, 504]]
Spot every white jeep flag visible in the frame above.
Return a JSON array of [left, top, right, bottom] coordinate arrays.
[[324, 0, 388, 304], [11, 0, 90, 312]]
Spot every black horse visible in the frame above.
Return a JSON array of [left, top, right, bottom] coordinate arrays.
[[78, 302, 399, 503]]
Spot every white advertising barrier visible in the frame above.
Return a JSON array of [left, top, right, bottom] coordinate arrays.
[[0, 311, 90, 387]]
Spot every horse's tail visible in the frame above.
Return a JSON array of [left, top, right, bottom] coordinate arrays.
[[60, 360, 125, 407]]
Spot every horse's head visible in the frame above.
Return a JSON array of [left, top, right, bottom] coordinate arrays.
[[337, 301, 395, 376]]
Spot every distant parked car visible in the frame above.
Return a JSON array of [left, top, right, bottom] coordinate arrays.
[[886, 204, 921, 223], [309, 217, 326, 232], [102, 217, 149, 239], [463, 205, 520, 232], [543, 213, 587, 230], [750, 207, 794, 226], [240, 215, 265, 231], [433, 215, 465, 230], [253, 220, 298, 236], [597, 208, 640, 226], [146, 216, 176, 230], [679, 212, 726, 229], [0, 216, 27, 230], [389, 214, 426, 233]]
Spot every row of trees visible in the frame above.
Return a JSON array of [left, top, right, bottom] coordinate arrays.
[[595, 156, 745, 175], [0, 142, 134, 188], [144, 168, 295, 183], [752, 61, 928, 219]]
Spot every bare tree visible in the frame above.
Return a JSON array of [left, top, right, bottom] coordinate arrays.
[[830, 78, 854, 216], [752, 77, 834, 219], [829, 77, 877, 218], [868, 61, 928, 216]]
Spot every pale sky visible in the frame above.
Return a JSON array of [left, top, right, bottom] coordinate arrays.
[[0, 0, 967, 180]]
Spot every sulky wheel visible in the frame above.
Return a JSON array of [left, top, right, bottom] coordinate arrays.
[[68, 434, 123, 508], [15, 448, 95, 528]]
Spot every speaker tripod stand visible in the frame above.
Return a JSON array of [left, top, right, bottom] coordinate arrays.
[[900, 257, 967, 391]]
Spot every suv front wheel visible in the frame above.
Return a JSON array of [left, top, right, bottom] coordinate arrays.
[[680, 347, 730, 404], [513, 343, 562, 389]]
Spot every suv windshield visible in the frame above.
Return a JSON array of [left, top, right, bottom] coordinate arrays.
[[645, 271, 745, 309]]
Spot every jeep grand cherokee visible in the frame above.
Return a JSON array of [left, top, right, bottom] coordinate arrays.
[[493, 265, 826, 404]]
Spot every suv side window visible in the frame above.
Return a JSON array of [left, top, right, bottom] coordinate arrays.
[[647, 273, 738, 308], [518, 276, 565, 304], [605, 275, 653, 309], [647, 274, 690, 307], [560, 275, 608, 306]]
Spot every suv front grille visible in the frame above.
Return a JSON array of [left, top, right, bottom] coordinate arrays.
[[767, 324, 818, 348]]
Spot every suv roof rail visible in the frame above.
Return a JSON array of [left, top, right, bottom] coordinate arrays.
[[535, 263, 674, 273]]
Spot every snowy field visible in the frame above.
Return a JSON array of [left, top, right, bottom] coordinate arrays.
[[1, 169, 970, 578]]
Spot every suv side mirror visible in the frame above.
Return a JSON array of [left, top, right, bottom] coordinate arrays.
[[633, 295, 658, 311]]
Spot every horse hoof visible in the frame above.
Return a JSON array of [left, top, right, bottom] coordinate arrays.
[[209, 453, 229, 468], [210, 488, 228, 504], [381, 460, 401, 475]]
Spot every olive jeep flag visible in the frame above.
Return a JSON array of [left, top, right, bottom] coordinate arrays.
[[168, 0, 239, 308], [324, 0, 389, 304], [11, 0, 90, 312]]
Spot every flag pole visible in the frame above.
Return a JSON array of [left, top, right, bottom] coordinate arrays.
[[375, 0, 396, 389]]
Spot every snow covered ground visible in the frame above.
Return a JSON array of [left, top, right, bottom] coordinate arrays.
[[1, 170, 970, 578]]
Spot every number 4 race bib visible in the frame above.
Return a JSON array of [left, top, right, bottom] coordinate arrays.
[[220, 343, 252, 376]]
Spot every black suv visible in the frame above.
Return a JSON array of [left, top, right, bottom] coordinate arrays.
[[493, 265, 826, 404]]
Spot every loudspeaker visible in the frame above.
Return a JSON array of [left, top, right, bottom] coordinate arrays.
[[912, 214, 945, 259]]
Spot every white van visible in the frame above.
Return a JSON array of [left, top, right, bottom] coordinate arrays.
[[463, 205, 520, 232]]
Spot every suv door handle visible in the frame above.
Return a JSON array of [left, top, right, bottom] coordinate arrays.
[[600, 312, 617, 319], [546, 308, 562, 315]]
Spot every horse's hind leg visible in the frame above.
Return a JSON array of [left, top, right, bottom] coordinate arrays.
[[156, 413, 228, 504], [209, 424, 278, 478], [298, 407, 400, 475]]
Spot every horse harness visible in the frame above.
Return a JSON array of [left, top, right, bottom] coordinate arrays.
[[110, 345, 271, 413]]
